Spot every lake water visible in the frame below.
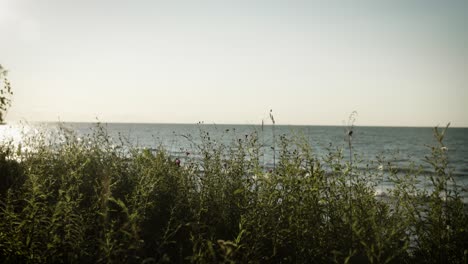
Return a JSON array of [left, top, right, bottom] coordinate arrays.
[[1, 122, 467, 193]]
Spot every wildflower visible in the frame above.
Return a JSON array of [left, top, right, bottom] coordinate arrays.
[[441, 146, 448, 152], [175, 158, 181, 167], [378, 165, 384, 171]]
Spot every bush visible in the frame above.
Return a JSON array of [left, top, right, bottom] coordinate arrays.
[[0, 124, 466, 263]]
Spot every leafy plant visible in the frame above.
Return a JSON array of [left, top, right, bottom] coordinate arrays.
[[0, 65, 13, 124], [0, 122, 466, 263]]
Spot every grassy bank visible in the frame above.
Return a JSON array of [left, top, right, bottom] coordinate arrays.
[[0, 124, 467, 263]]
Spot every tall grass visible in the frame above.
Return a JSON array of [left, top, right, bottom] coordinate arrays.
[[0, 123, 466, 263]]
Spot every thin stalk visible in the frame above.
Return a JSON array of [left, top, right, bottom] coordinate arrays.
[[270, 110, 276, 171]]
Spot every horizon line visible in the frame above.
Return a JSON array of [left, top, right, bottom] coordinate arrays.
[[6, 120, 465, 129]]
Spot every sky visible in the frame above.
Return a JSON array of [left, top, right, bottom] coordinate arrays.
[[1, 0, 467, 126]]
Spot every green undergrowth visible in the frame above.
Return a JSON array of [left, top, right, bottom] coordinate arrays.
[[0, 124, 467, 263]]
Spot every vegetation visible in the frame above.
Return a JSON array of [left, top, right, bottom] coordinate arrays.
[[0, 64, 13, 124], [0, 122, 466, 264]]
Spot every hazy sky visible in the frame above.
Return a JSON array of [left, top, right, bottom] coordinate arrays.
[[1, 0, 467, 126]]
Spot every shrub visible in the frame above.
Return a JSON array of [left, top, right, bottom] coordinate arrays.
[[0, 123, 466, 263]]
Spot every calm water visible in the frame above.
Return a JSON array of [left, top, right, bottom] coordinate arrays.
[[1, 122, 468, 190]]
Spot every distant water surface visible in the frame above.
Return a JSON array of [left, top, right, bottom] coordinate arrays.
[[1, 122, 467, 189]]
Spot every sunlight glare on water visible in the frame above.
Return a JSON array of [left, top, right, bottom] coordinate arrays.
[[0, 122, 24, 144], [0, 122, 41, 148]]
